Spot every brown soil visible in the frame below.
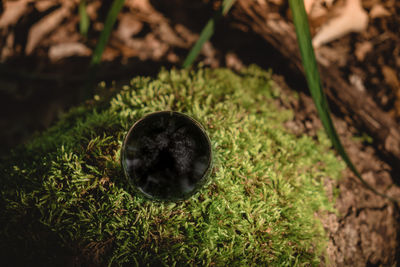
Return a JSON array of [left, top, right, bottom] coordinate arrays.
[[0, 0, 399, 265], [277, 76, 400, 266]]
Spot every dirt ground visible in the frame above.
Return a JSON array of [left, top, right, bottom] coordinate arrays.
[[0, 0, 399, 266], [277, 76, 400, 266]]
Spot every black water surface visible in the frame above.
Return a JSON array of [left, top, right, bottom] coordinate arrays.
[[122, 111, 212, 200]]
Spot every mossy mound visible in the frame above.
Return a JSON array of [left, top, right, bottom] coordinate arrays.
[[0, 66, 343, 266]]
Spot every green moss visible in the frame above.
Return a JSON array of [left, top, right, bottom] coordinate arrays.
[[0, 66, 344, 266]]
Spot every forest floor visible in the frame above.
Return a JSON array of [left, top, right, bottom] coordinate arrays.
[[0, 0, 399, 265]]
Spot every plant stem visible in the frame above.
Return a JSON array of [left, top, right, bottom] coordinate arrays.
[[182, 0, 236, 68], [289, 0, 397, 204]]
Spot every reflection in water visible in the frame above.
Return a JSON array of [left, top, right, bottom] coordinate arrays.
[[122, 112, 212, 200]]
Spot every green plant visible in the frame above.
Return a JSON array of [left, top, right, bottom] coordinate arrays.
[[288, 0, 395, 202], [90, 0, 125, 66], [182, 0, 236, 68], [81, 0, 125, 100], [79, 0, 90, 37], [0, 66, 343, 266], [183, 0, 394, 202]]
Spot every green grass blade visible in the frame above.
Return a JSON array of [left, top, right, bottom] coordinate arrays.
[[182, 0, 236, 68], [182, 19, 216, 68], [79, 0, 90, 37], [90, 0, 125, 66], [81, 0, 124, 100], [289, 0, 395, 202]]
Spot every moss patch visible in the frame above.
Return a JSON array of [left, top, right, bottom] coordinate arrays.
[[0, 66, 343, 266]]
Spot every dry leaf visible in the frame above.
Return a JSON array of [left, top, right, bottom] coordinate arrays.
[[48, 42, 91, 62], [355, 41, 373, 61], [315, 45, 349, 67], [306, 0, 334, 16], [309, 3, 328, 19], [0, 0, 30, 28], [382, 66, 400, 91], [116, 14, 143, 41], [35, 0, 58, 12], [25, 6, 70, 55], [382, 65, 400, 117], [125, 0, 164, 23], [157, 23, 187, 47], [174, 24, 198, 44], [225, 52, 244, 71], [126, 0, 156, 14], [369, 4, 391, 18], [101, 46, 120, 61], [268, 0, 283, 5], [304, 0, 316, 13], [257, 0, 267, 6], [166, 52, 179, 63], [349, 74, 366, 92], [122, 33, 168, 60], [86, 1, 101, 20], [313, 0, 368, 48], [202, 42, 218, 68]]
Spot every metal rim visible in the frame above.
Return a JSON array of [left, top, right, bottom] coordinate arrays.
[[121, 110, 213, 201]]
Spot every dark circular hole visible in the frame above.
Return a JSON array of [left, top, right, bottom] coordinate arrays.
[[121, 111, 212, 201]]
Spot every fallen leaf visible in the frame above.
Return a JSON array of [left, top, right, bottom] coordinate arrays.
[[306, 0, 334, 18], [101, 46, 120, 62], [174, 24, 198, 44], [268, 0, 283, 5], [315, 45, 349, 67], [121, 33, 168, 61], [125, 0, 164, 23], [166, 52, 179, 63], [48, 42, 91, 62], [355, 41, 373, 61], [309, 2, 328, 20], [25, 6, 70, 55], [323, 0, 334, 7], [382, 66, 400, 117], [0, 0, 30, 28], [225, 52, 244, 71], [125, 0, 157, 15], [46, 19, 81, 44], [304, 0, 316, 13], [382, 65, 400, 91], [157, 23, 187, 47], [369, 4, 391, 18], [349, 74, 366, 92], [313, 0, 368, 48], [35, 0, 58, 12], [202, 41, 218, 68], [86, 1, 101, 20], [116, 14, 143, 41]]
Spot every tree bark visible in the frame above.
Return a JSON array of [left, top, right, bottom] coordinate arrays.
[[231, 0, 400, 163]]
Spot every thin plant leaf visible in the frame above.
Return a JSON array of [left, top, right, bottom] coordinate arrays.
[[289, 0, 396, 203], [79, 0, 90, 37], [80, 0, 125, 101], [182, 0, 236, 68], [90, 0, 125, 66]]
